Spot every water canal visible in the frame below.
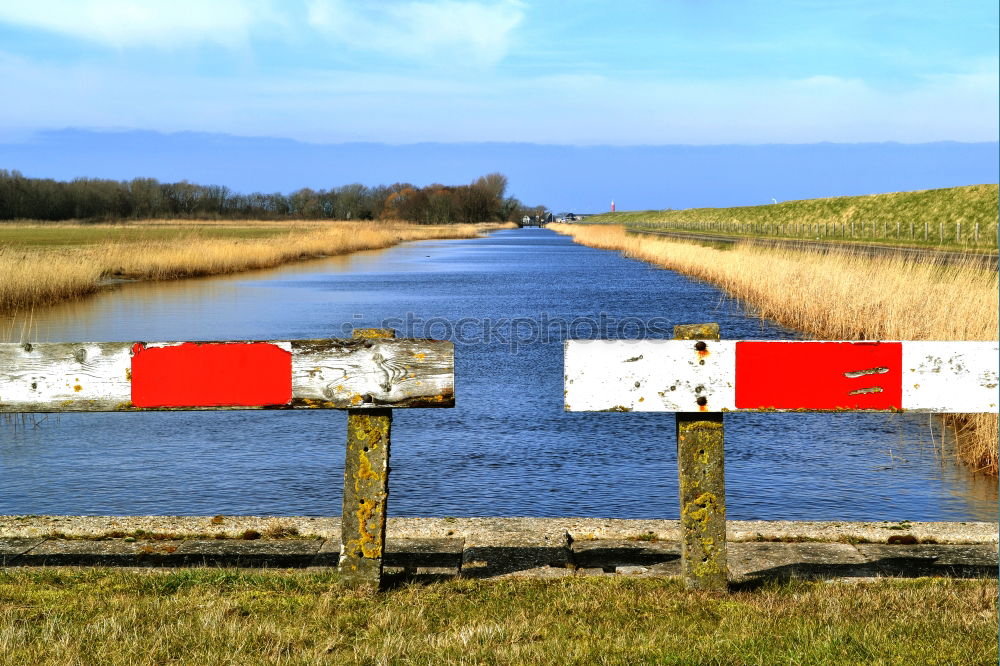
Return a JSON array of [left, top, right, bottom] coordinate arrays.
[[1, 228, 995, 521]]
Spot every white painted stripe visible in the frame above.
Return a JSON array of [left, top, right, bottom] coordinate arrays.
[[0, 343, 132, 411], [901, 341, 1000, 412], [564, 340, 737, 412]]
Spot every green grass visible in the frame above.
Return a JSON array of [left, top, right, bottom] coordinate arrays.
[[0, 569, 995, 664], [585, 184, 999, 251], [0, 224, 291, 248]]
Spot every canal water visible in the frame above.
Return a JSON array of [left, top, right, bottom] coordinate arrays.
[[1, 229, 995, 521]]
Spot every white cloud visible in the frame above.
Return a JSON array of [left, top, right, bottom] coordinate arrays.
[[0, 0, 281, 49], [0, 49, 995, 145], [307, 0, 524, 66]]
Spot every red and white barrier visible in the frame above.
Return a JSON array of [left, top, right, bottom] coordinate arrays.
[[0, 339, 453, 411], [564, 340, 999, 413]]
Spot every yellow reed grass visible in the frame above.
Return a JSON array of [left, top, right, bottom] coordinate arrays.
[[549, 223, 999, 474], [0, 221, 510, 313]]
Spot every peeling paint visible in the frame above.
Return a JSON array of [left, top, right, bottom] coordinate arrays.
[[848, 386, 883, 396], [844, 366, 890, 378]]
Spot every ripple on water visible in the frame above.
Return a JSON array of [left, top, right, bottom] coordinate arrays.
[[1, 229, 995, 521]]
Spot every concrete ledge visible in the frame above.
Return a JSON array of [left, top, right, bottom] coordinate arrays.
[[571, 539, 680, 573], [174, 540, 322, 568], [0, 517, 995, 581], [729, 542, 879, 581], [2, 516, 994, 545], [1, 537, 995, 581]]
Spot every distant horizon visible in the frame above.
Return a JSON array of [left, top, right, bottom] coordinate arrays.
[[2, 2, 994, 210], [1, 129, 996, 212], [9, 126, 1000, 149]]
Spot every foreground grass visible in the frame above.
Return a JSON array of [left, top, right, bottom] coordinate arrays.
[[0, 220, 511, 314], [548, 223, 999, 474], [0, 569, 994, 665], [585, 185, 999, 251]]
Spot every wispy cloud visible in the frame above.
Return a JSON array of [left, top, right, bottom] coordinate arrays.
[[306, 0, 525, 66], [0, 0, 525, 65], [0, 47, 994, 145], [0, 2, 993, 145], [0, 0, 281, 49]]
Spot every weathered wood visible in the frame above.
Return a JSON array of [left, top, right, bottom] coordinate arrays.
[[674, 323, 728, 591], [0, 338, 453, 412], [291, 338, 453, 409], [563, 340, 998, 413], [564, 339, 736, 412], [0, 342, 132, 412], [901, 342, 1000, 412], [339, 329, 394, 588]]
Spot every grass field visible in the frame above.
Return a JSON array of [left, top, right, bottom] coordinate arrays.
[[0, 220, 511, 315], [0, 221, 292, 248], [584, 185, 999, 251], [548, 223, 999, 474], [0, 569, 994, 665]]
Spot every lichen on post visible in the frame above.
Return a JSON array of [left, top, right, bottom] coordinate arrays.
[[339, 328, 395, 588], [674, 323, 728, 591]]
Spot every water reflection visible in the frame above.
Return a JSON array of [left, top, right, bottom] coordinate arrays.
[[1, 229, 996, 521]]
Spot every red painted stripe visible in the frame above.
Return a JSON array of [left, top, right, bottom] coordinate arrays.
[[131, 342, 292, 408], [735, 341, 903, 410]]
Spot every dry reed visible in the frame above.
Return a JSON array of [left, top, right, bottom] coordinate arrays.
[[0, 221, 508, 314], [549, 223, 999, 474]]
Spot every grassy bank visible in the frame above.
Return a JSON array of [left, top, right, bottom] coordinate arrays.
[[0, 570, 994, 664], [548, 223, 999, 474], [585, 185, 999, 251], [0, 220, 511, 315]]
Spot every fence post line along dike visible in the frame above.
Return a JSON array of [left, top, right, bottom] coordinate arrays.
[[673, 323, 728, 591], [564, 328, 999, 591], [0, 330, 455, 588], [340, 328, 395, 588]]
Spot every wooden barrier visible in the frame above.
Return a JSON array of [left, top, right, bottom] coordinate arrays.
[[564, 326, 999, 590], [0, 328, 454, 588]]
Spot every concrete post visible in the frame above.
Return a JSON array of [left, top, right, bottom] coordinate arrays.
[[339, 328, 394, 588], [674, 323, 728, 591]]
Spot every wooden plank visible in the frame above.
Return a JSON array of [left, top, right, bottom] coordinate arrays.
[[564, 339, 737, 413], [902, 341, 999, 413], [564, 340, 998, 413], [132, 342, 292, 408], [734, 341, 903, 410], [0, 339, 454, 412], [291, 338, 454, 409], [0, 342, 132, 412]]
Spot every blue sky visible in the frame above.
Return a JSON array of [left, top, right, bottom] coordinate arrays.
[[0, 0, 996, 145]]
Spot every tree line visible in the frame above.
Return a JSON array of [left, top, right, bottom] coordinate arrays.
[[0, 170, 548, 224]]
